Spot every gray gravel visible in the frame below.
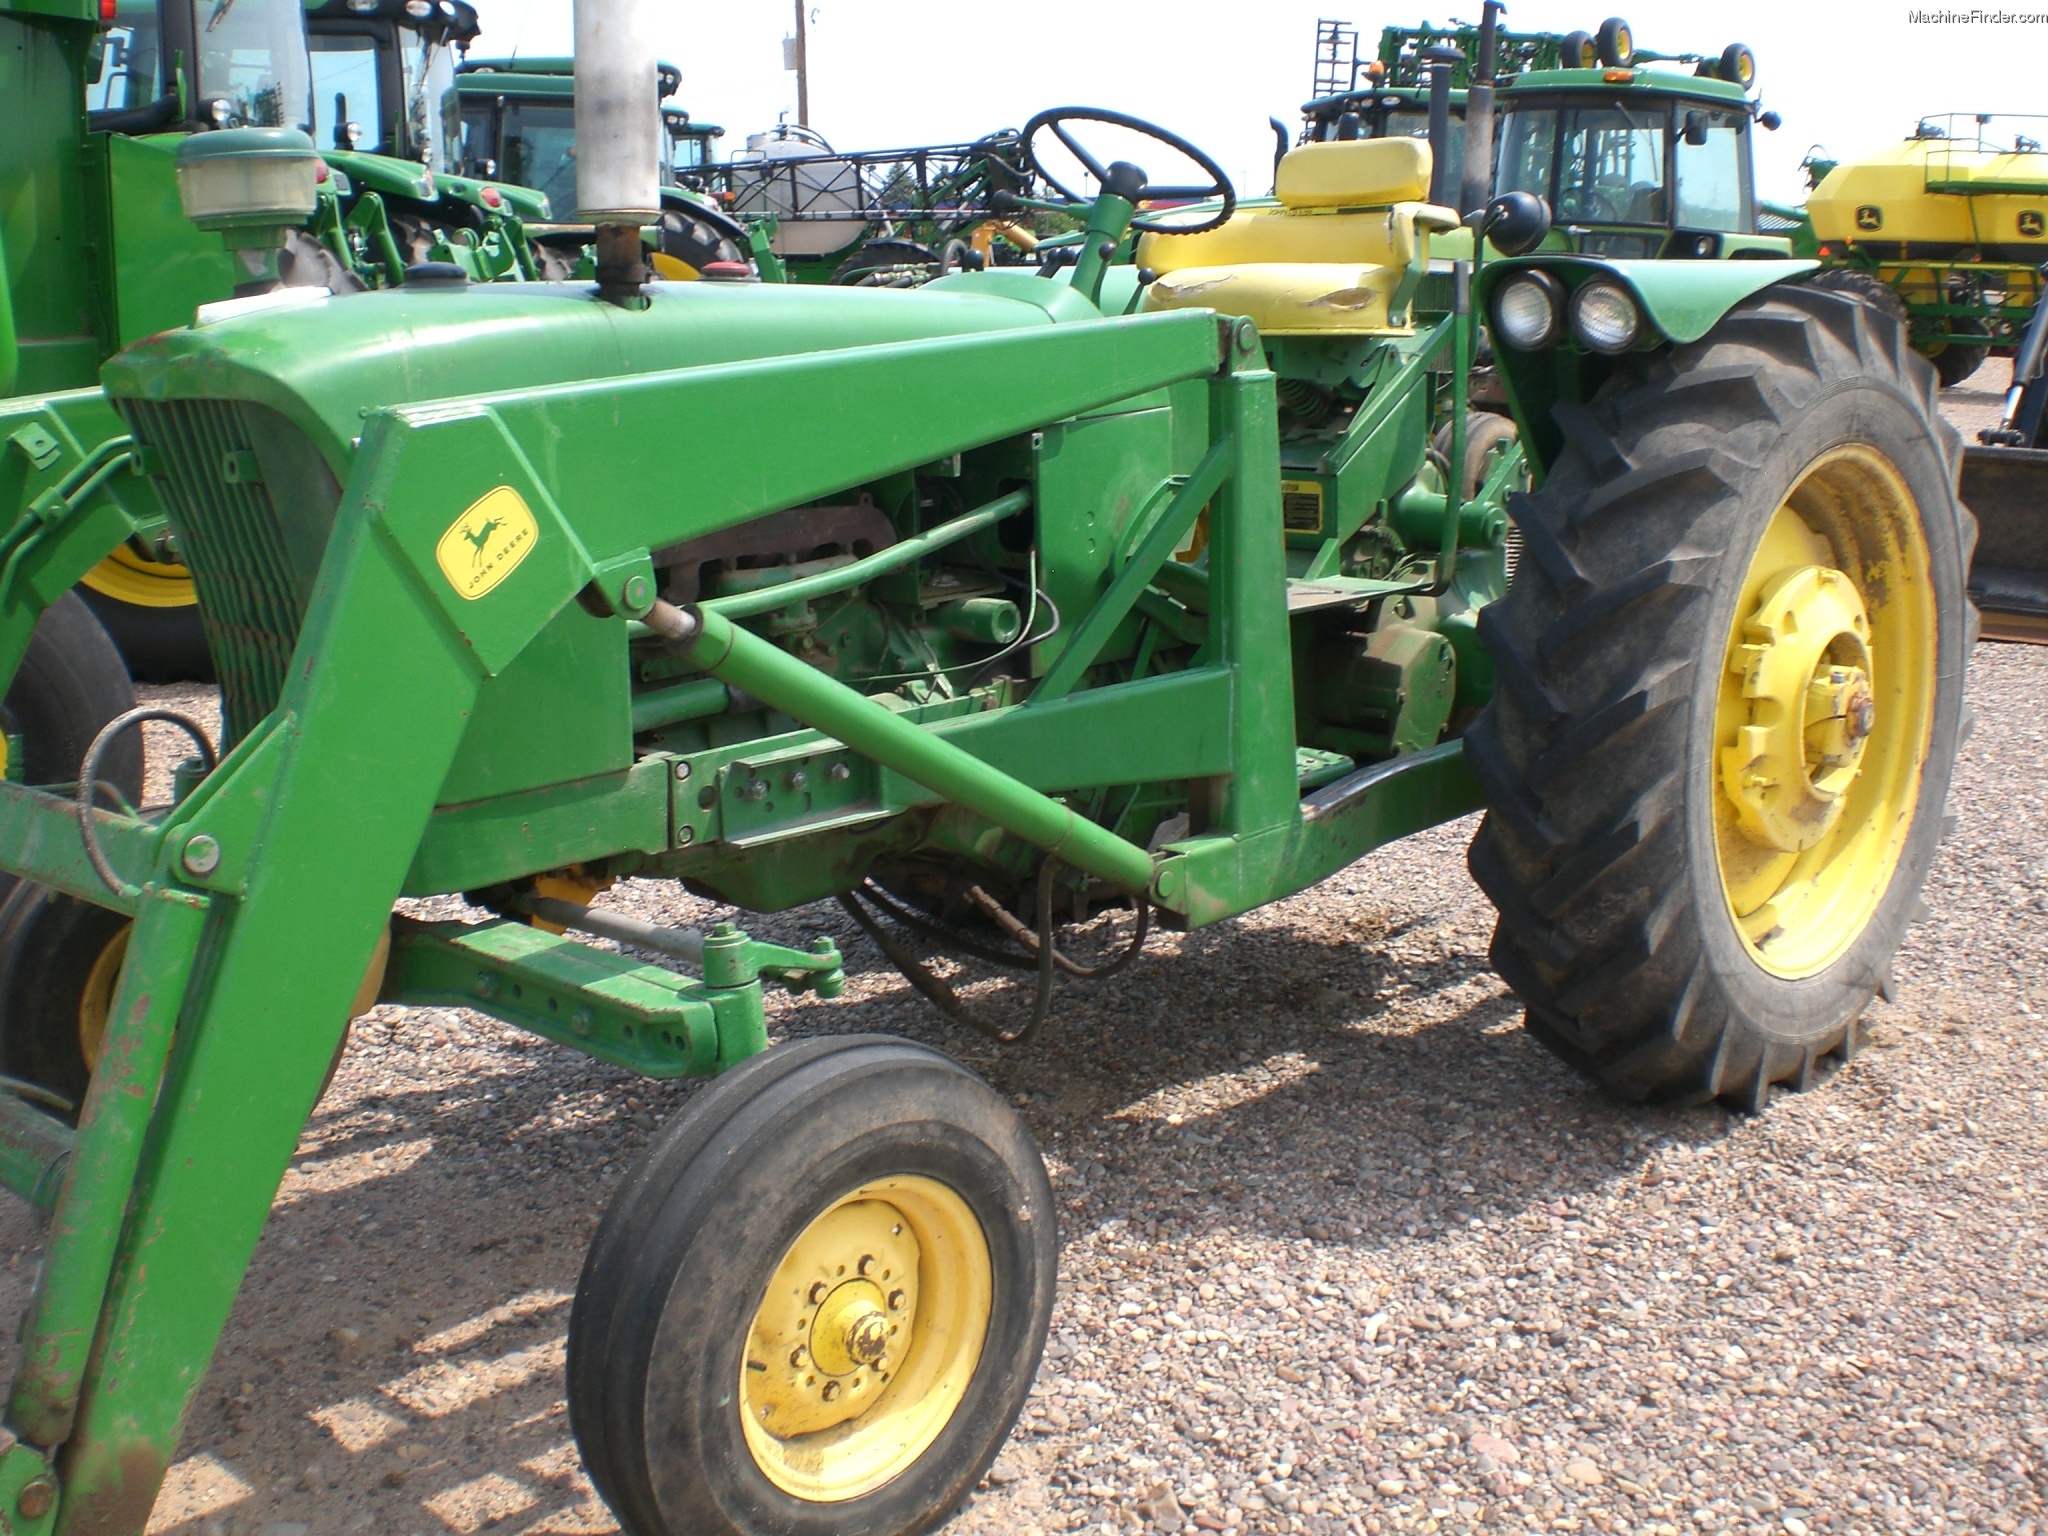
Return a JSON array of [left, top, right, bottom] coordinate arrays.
[[0, 394, 2041, 1536]]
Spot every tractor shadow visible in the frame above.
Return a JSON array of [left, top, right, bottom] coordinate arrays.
[[0, 848, 1734, 1535]]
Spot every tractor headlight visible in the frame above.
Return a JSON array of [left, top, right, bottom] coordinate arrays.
[[175, 128, 320, 237], [1570, 280, 1643, 354], [1492, 272, 1565, 349]]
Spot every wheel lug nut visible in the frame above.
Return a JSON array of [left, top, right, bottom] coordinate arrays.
[[789, 1346, 805, 1367], [858, 1254, 875, 1275], [821, 1381, 841, 1402], [808, 1282, 828, 1304], [888, 1289, 906, 1310]]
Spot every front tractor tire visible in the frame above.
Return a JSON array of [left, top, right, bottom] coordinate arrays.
[[1468, 285, 1973, 1110], [567, 1036, 1057, 1536]]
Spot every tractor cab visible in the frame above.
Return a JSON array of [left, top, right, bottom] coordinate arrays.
[[86, 0, 311, 132], [446, 57, 583, 211], [1492, 61, 1785, 259], [663, 104, 725, 184], [304, 0, 480, 170]]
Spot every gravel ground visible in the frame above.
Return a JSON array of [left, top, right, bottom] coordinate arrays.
[[0, 385, 2042, 1536]]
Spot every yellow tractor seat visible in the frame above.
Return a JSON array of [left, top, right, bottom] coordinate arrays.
[[1137, 138, 1459, 336]]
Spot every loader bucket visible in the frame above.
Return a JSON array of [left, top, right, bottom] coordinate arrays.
[[1960, 445, 2048, 643]]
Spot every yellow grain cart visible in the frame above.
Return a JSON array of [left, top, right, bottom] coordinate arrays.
[[1809, 115, 2048, 387]]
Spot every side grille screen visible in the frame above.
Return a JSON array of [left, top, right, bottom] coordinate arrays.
[[120, 399, 311, 747]]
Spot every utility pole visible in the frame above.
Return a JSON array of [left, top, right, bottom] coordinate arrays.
[[794, 0, 810, 126]]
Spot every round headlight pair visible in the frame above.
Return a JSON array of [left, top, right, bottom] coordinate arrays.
[[1491, 272, 1643, 354]]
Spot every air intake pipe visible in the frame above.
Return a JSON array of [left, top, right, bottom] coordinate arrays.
[[575, 0, 662, 305]]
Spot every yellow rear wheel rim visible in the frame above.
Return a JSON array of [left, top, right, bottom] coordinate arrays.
[[77, 923, 133, 1071], [740, 1175, 991, 1503], [1714, 444, 1936, 978], [80, 546, 197, 610]]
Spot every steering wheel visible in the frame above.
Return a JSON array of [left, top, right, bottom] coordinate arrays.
[[1020, 107, 1236, 235]]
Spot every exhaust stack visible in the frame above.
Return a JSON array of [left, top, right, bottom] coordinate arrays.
[[574, 0, 661, 304]]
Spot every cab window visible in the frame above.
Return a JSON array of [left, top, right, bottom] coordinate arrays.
[[309, 31, 382, 149], [501, 100, 578, 211], [1674, 108, 1749, 231], [87, 6, 161, 112], [194, 0, 313, 130], [1499, 101, 1670, 226]]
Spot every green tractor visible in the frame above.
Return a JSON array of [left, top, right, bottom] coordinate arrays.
[[445, 55, 766, 281], [0, 0, 1972, 1530], [1296, 11, 1764, 221]]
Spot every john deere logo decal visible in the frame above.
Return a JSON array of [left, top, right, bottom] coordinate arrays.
[[2021, 210, 2046, 238], [436, 486, 537, 600], [1855, 205, 1883, 232]]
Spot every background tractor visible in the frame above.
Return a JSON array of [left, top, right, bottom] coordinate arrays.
[[1297, 13, 1764, 222], [0, 2, 1973, 1533], [442, 57, 1030, 285], [3, 0, 567, 698]]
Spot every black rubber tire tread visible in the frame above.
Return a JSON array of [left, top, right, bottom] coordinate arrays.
[[569, 1033, 895, 1507], [1466, 283, 1974, 1111], [1932, 340, 1989, 389], [5, 592, 140, 797], [568, 1035, 1057, 1536], [1596, 16, 1634, 67], [1804, 268, 1907, 328], [1432, 411, 1520, 501], [0, 882, 128, 1117], [76, 588, 215, 684]]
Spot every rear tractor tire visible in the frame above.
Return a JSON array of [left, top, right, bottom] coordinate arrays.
[[568, 1035, 1057, 1536], [78, 544, 214, 684], [0, 883, 130, 1116], [1467, 284, 1973, 1110], [0, 594, 144, 1111]]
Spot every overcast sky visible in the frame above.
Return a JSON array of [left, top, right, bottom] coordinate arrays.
[[470, 1, 2047, 206]]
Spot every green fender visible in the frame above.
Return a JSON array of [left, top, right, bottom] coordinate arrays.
[[321, 148, 438, 202], [1474, 256, 1819, 477], [433, 171, 552, 223]]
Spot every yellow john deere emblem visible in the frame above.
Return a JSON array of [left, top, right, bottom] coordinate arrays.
[[436, 486, 537, 600], [2020, 209, 2046, 239], [1855, 205, 1883, 232]]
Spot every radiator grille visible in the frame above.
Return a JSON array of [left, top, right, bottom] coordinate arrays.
[[119, 399, 307, 747]]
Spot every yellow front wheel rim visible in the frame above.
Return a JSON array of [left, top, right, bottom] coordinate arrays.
[[80, 545, 197, 611], [1714, 445, 1936, 978], [741, 1175, 991, 1503]]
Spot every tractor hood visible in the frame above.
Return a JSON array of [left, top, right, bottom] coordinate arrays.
[[101, 277, 1088, 477]]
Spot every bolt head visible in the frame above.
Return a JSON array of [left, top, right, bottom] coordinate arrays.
[[673, 760, 692, 782], [621, 573, 653, 610], [826, 762, 851, 783], [821, 1380, 841, 1402], [847, 1311, 889, 1365], [182, 833, 222, 876], [17, 1477, 55, 1519]]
